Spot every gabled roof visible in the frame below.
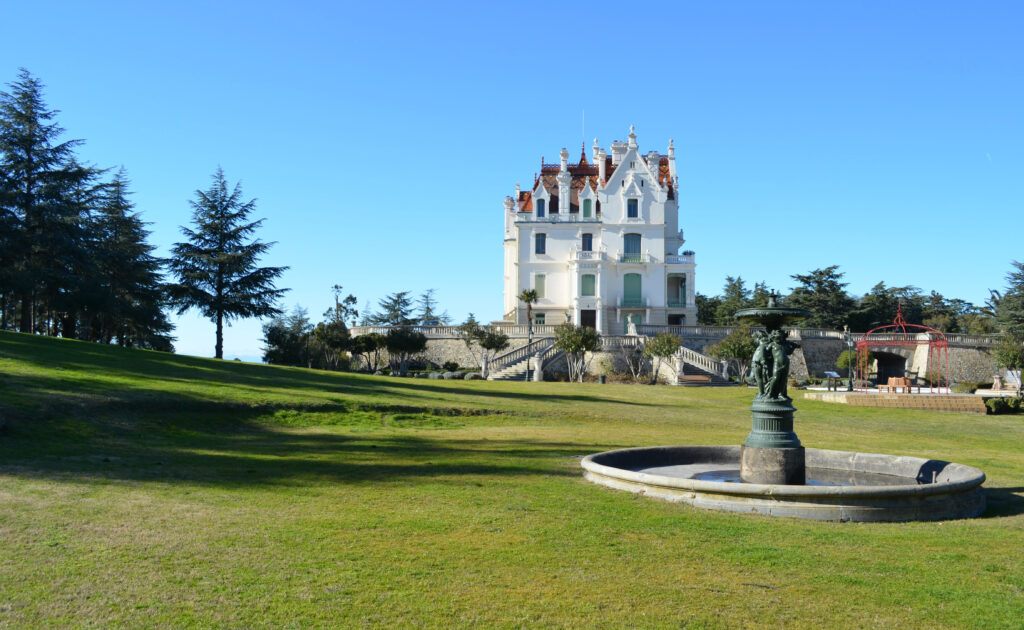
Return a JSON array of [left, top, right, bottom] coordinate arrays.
[[519, 142, 676, 212]]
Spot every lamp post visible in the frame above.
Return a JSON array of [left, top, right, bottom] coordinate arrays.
[[845, 325, 855, 392], [525, 316, 533, 382]]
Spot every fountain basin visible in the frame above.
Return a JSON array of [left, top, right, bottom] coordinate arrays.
[[581, 446, 986, 522]]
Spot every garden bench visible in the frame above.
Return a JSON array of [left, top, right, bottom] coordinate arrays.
[[878, 377, 916, 394]]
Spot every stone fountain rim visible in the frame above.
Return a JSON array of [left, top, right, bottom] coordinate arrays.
[[581, 445, 986, 499]]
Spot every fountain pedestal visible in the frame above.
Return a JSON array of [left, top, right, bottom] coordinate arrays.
[[741, 397, 805, 484]]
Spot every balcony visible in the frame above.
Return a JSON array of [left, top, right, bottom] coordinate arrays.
[[516, 213, 600, 224], [666, 252, 695, 264], [618, 252, 653, 264], [570, 247, 607, 262], [620, 297, 646, 308], [667, 299, 687, 308]]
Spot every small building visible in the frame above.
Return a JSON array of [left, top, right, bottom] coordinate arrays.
[[502, 126, 696, 333]]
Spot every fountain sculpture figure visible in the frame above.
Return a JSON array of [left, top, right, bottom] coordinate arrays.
[[734, 293, 810, 484]]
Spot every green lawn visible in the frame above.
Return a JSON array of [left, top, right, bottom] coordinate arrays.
[[1, 330, 1022, 628]]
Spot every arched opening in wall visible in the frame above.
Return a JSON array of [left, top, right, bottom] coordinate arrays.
[[856, 302, 949, 393], [873, 352, 907, 382]]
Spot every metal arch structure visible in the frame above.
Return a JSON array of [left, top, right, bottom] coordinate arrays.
[[855, 302, 950, 393]]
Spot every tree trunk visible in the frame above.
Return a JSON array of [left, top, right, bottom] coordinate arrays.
[[19, 295, 31, 333], [60, 313, 76, 339], [215, 311, 224, 359]]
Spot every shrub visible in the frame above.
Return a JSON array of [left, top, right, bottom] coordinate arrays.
[[1007, 397, 1022, 413], [986, 398, 1010, 414], [442, 361, 459, 371], [385, 327, 428, 376], [644, 332, 682, 385], [464, 372, 483, 380], [553, 323, 601, 382], [952, 383, 976, 394]]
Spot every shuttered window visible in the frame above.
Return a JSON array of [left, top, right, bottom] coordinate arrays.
[[581, 274, 596, 297], [623, 273, 642, 304]]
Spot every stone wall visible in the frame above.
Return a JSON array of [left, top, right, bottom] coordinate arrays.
[[538, 350, 677, 384], [356, 331, 998, 385], [355, 338, 534, 371], [947, 347, 998, 383]]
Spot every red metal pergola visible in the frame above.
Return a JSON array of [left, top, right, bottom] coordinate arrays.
[[855, 302, 950, 393]]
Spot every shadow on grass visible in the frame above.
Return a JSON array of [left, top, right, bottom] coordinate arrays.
[[0, 330, 655, 409], [982, 487, 1024, 518], [0, 400, 612, 488]]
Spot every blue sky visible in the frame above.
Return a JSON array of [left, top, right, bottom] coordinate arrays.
[[3, 1, 1022, 360]]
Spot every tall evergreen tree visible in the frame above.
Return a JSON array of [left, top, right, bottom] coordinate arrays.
[[997, 261, 1024, 340], [169, 167, 288, 359], [89, 168, 173, 349], [786, 266, 855, 329], [369, 291, 415, 326], [0, 68, 97, 333]]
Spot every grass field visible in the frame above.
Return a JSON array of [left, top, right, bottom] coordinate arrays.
[[1, 330, 1022, 628]]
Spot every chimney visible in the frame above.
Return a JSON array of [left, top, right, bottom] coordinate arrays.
[[610, 141, 627, 166], [598, 149, 607, 181]]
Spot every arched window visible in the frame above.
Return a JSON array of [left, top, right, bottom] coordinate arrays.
[[581, 233, 593, 252], [534, 233, 546, 255], [536, 199, 545, 218], [583, 198, 592, 218], [627, 199, 639, 218]]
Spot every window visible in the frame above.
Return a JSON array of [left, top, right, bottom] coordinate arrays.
[[534, 313, 546, 325], [583, 198, 592, 218], [581, 274, 595, 297], [623, 273, 642, 306], [624, 233, 641, 255], [581, 233, 593, 252], [536, 199, 545, 218], [627, 199, 638, 218], [534, 233, 546, 255], [534, 274, 545, 298]]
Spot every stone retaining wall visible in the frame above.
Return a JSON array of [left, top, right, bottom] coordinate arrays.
[[802, 392, 988, 414], [361, 334, 998, 384]]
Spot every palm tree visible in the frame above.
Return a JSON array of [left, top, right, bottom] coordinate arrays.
[[518, 289, 538, 328], [518, 289, 539, 381]]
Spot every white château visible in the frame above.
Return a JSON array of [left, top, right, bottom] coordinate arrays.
[[502, 126, 697, 333]]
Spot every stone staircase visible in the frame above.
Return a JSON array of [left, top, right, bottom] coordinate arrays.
[[675, 346, 733, 387], [487, 338, 558, 381]]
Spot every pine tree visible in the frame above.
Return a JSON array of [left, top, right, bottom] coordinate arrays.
[[370, 291, 414, 326], [997, 261, 1024, 340], [90, 168, 173, 349], [0, 68, 97, 334], [786, 266, 855, 329], [169, 167, 288, 359]]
